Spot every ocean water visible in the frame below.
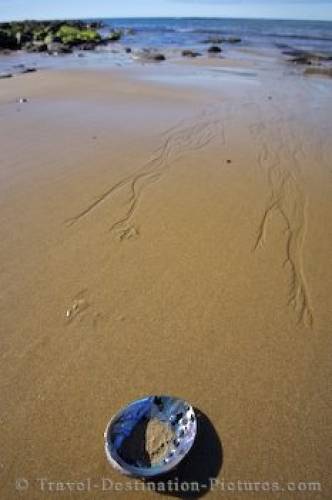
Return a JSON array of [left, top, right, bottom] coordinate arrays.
[[1, 17, 332, 74], [100, 17, 332, 52]]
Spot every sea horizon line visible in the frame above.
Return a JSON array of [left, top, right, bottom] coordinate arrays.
[[1, 16, 332, 24]]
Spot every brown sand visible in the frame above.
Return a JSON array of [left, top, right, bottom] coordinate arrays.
[[145, 419, 174, 465], [118, 418, 174, 467], [0, 61, 331, 499]]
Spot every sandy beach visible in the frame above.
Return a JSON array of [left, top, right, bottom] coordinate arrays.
[[0, 54, 331, 499]]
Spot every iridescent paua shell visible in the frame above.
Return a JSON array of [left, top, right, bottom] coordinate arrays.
[[104, 395, 197, 477]]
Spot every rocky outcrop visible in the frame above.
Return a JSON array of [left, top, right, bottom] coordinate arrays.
[[55, 25, 101, 46], [0, 20, 103, 53]]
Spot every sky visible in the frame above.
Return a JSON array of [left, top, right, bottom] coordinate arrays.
[[0, 0, 332, 22]]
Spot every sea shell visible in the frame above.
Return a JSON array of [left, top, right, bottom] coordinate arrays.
[[104, 396, 197, 477]]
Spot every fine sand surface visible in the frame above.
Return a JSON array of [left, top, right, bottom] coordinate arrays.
[[0, 59, 331, 499]]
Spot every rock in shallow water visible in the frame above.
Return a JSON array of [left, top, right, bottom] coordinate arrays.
[[132, 49, 166, 62], [182, 49, 201, 58], [284, 48, 332, 65], [202, 37, 223, 44], [208, 45, 222, 54], [223, 37, 242, 43], [21, 67, 37, 74], [149, 53, 166, 61], [203, 36, 241, 44]]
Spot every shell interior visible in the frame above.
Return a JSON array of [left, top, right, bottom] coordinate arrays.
[[104, 396, 197, 477]]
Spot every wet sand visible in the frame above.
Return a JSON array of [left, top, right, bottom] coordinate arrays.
[[0, 60, 331, 499]]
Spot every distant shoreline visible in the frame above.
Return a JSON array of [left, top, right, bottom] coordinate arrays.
[[1, 16, 332, 23], [1, 16, 332, 80]]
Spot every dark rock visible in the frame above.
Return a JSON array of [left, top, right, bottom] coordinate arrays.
[[203, 36, 241, 44], [78, 42, 97, 51], [182, 49, 201, 58], [283, 48, 304, 57], [97, 38, 108, 46], [0, 72, 13, 79], [37, 43, 48, 52], [290, 56, 312, 65], [88, 21, 104, 29], [21, 67, 37, 74], [133, 49, 166, 62], [284, 48, 332, 65], [125, 47, 132, 53], [202, 37, 223, 44], [33, 30, 49, 42], [16, 30, 34, 46], [0, 29, 18, 49], [208, 45, 222, 54], [108, 30, 122, 42], [152, 53, 166, 61], [223, 37, 241, 44], [24, 41, 47, 52], [317, 54, 332, 62]]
